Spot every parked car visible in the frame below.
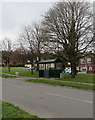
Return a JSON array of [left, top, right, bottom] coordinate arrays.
[[25, 67, 35, 70], [64, 69, 71, 73]]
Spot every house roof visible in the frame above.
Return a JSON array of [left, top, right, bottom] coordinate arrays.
[[38, 58, 62, 64]]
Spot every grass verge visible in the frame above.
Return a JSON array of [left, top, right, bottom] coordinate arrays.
[[27, 79, 94, 90], [2, 101, 43, 119], [58, 73, 94, 84], [0, 74, 17, 78], [0, 101, 2, 119], [2, 67, 39, 78]]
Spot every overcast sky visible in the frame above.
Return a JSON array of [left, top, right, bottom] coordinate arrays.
[[0, 2, 55, 41], [0, 0, 94, 41]]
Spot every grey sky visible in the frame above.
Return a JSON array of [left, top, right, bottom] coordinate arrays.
[[1, 0, 94, 41], [1, 2, 54, 41]]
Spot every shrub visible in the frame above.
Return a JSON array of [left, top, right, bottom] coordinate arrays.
[[10, 64, 25, 67]]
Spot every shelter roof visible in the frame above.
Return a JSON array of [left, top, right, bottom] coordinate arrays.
[[38, 58, 62, 64]]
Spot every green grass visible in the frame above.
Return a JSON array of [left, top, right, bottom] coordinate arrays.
[[27, 79, 94, 90], [1, 67, 39, 78], [0, 74, 17, 78], [0, 101, 2, 119], [58, 73, 94, 84], [1, 101, 43, 119], [0, 67, 2, 73]]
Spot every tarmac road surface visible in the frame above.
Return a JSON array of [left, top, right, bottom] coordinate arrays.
[[1, 77, 93, 118]]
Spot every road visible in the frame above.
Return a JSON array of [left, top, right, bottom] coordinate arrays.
[[1, 77, 93, 118]]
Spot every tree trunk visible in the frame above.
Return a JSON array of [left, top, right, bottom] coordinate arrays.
[[31, 69, 33, 74], [71, 61, 76, 78], [8, 63, 10, 72], [31, 63, 33, 74], [36, 63, 39, 71]]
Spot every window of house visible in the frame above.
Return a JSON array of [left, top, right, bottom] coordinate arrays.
[[81, 67, 86, 71], [87, 58, 91, 63], [89, 67, 93, 71]]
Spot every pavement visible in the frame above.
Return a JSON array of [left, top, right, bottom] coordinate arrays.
[[1, 77, 93, 118]]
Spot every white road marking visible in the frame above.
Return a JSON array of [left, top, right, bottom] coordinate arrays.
[[46, 92, 93, 104]]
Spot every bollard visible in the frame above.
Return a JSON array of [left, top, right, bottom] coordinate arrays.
[[15, 72, 19, 77], [60, 73, 64, 78]]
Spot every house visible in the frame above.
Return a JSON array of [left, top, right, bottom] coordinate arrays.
[[79, 54, 95, 74], [1, 58, 24, 67], [25, 60, 37, 70], [25, 61, 32, 68]]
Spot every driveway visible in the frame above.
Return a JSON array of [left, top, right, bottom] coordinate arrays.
[[1, 77, 93, 118]]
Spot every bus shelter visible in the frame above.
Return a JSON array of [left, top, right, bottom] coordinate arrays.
[[38, 58, 63, 78]]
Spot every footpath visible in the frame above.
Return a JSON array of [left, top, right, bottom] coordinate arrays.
[[1, 72, 95, 86]]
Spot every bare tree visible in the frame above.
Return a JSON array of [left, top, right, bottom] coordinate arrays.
[[42, 1, 93, 78], [11, 48, 28, 65], [29, 23, 44, 71], [18, 23, 49, 72], [1, 38, 15, 71], [19, 26, 35, 74]]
